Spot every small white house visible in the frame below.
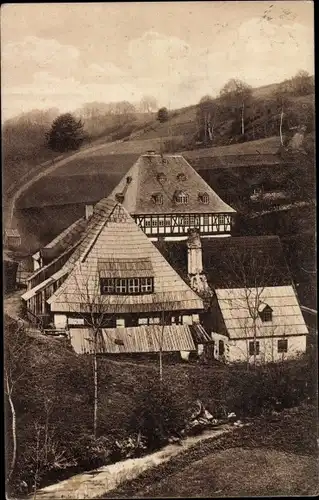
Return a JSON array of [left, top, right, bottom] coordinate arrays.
[[212, 286, 308, 363]]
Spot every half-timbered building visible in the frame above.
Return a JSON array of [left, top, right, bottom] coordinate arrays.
[[109, 152, 236, 240]]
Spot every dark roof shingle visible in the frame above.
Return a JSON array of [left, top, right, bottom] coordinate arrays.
[[109, 154, 236, 215]]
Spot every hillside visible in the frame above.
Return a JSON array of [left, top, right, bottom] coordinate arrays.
[[3, 75, 314, 207]]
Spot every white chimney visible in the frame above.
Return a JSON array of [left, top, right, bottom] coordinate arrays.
[[187, 229, 203, 275], [85, 204, 94, 220]]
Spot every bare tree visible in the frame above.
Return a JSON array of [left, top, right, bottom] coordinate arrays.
[[4, 318, 33, 481], [140, 96, 158, 114], [197, 95, 216, 143], [219, 79, 252, 136], [220, 247, 278, 367], [70, 267, 130, 437]]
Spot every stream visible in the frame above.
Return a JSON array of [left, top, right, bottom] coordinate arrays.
[[33, 425, 232, 499]]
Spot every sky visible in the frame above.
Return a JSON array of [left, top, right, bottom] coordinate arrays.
[[1, 1, 314, 120]]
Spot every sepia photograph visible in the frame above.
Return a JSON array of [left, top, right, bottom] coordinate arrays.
[[2, 1, 317, 498]]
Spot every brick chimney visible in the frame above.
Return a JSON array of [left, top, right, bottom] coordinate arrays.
[[85, 204, 94, 220]]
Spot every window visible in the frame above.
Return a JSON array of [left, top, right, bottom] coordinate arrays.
[[183, 215, 189, 226], [199, 193, 209, 204], [203, 214, 209, 225], [152, 193, 163, 205], [128, 278, 139, 293], [152, 218, 158, 227], [175, 192, 189, 204], [141, 277, 153, 292], [101, 278, 114, 294], [165, 217, 171, 226], [189, 215, 199, 227], [278, 339, 288, 353], [249, 341, 260, 356], [100, 277, 154, 295], [177, 173, 187, 181], [219, 214, 225, 225], [219, 340, 225, 356], [115, 278, 127, 294], [145, 219, 151, 227], [157, 172, 167, 182], [259, 305, 273, 323], [158, 218, 165, 227]]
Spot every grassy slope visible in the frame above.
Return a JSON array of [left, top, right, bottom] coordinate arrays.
[[101, 404, 318, 498]]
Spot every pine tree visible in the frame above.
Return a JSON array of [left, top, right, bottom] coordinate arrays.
[[47, 113, 86, 152]]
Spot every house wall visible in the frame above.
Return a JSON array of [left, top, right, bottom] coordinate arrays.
[[211, 332, 307, 363], [53, 312, 200, 330], [134, 213, 233, 238], [229, 335, 307, 363]]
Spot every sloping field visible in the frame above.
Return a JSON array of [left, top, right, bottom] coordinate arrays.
[[186, 136, 281, 157], [16, 137, 283, 209]]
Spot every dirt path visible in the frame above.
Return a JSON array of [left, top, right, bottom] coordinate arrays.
[[33, 425, 233, 500]]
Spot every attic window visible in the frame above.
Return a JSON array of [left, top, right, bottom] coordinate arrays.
[[100, 277, 154, 295], [174, 191, 189, 204], [152, 193, 163, 205], [157, 172, 167, 182], [259, 305, 273, 323], [198, 193, 209, 204], [177, 173, 187, 182]]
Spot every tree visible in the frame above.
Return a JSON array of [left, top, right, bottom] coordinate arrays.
[[157, 107, 169, 123], [47, 113, 86, 152], [290, 70, 314, 96], [4, 317, 34, 482], [219, 79, 253, 135], [140, 96, 158, 114], [71, 267, 129, 438], [197, 95, 220, 143], [221, 247, 278, 367], [273, 83, 290, 146]]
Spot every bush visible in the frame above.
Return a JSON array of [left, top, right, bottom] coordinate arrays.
[[157, 107, 169, 123], [70, 434, 113, 470], [129, 382, 188, 450]]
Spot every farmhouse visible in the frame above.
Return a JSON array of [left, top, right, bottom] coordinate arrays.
[[159, 234, 308, 363], [109, 152, 236, 240], [22, 197, 208, 358]]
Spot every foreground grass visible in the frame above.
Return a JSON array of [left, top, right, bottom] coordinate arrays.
[[100, 404, 318, 498]]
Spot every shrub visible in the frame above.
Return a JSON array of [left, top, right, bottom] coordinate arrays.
[[157, 107, 169, 123], [70, 434, 113, 470], [129, 382, 188, 450]]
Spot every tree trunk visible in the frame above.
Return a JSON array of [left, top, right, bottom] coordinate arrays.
[[93, 346, 98, 438], [280, 107, 284, 146], [241, 101, 245, 135], [6, 380, 17, 481], [204, 114, 207, 142], [253, 319, 257, 367], [159, 348, 163, 384]]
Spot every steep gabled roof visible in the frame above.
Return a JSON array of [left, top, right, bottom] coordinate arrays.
[[216, 286, 308, 339], [109, 154, 236, 215], [48, 200, 204, 314]]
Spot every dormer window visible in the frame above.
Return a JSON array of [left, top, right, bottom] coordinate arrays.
[[152, 193, 163, 205], [198, 192, 209, 204], [100, 277, 154, 295], [174, 190, 189, 204], [177, 173, 187, 182], [157, 172, 167, 183], [259, 304, 273, 323]]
